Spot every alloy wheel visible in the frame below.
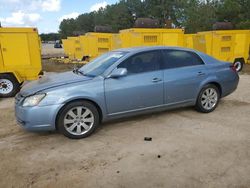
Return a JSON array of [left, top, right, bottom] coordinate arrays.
[[201, 88, 218, 110], [63, 106, 94, 136]]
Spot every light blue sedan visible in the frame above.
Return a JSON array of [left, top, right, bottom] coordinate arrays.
[[15, 46, 239, 139]]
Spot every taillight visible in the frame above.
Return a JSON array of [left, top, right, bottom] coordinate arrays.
[[230, 65, 237, 72]]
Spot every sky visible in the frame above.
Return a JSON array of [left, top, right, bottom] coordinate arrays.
[[0, 0, 118, 33]]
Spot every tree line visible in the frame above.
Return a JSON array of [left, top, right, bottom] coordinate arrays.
[[40, 33, 61, 42], [41, 0, 250, 41]]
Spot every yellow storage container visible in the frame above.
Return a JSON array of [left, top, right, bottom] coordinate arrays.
[[184, 34, 195, 49], [62, 39, 74, 59], [119, 28, 185, 48], [0, 27, 42, 97], [67, 37, 83, 60], [79, 32, 121, 60], [79, 35, 88, 59], [193, 30, 250, 70]]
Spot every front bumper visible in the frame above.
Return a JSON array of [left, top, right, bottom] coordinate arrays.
[[15, 101, 63, 132]]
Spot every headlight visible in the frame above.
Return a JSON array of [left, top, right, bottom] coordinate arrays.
[[22, 94, 46, 107]]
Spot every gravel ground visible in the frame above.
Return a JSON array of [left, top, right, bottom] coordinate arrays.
[[41, 43, 65, 58], [0, 74, 250, 188]]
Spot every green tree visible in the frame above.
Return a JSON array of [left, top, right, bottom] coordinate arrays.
[[58, 0, 250, 37], [40, 33, 61, 42], [217, 0, 250, 29], [180, 0, 218, 33], [59, 18, 78, 38]]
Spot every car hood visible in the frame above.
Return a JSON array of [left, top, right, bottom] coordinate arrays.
[[20, 71, 93, 96]]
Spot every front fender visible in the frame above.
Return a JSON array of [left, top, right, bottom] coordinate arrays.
[[0, 71, 24, 83], [62, 95, 105, 113], [38, 79, 108, 120]]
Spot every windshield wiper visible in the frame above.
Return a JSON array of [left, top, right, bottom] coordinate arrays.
[[73, 68, 95, 77], [73, 68, 84, 76]]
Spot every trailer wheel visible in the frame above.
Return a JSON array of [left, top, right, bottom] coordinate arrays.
[[0, 74, 20, 98], [233, 59, 244, 72]]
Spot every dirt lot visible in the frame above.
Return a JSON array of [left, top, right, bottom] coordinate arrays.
[[0, 71, 250, 187], [42, 43, 65, 59]]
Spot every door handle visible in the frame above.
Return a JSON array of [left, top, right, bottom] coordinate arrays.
[[197, 71, 205, 76], [152, 78, 162, 82]]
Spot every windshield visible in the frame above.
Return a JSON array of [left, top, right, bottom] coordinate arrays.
[[79, 51, 127, 76]]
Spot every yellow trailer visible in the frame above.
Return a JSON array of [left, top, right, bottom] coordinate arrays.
[[193, 30, 250, 71], [67, 37, 83, 60], [0, 27, 42, 97], [62, 37, 83, 60], [79, 35, 88, 59], [62, 39, 74, 59], [79, 33, 121, 60], [119, 28, 185, 48], [184, 34, 195, 49], [73, 29, 184, 60]]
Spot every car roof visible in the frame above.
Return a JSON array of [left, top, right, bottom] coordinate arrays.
[[113, 46, 199, 54]]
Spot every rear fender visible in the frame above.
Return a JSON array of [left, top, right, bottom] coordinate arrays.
[[196, 75, 221, 97]]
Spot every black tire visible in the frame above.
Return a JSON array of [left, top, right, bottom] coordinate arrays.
[[0, 74, 20, 98], [233, 60, 244, 72], [195, 84, 220, 113], [57, 101, 100, 139]]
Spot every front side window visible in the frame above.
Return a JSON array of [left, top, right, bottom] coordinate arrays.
[[79, 51, 127, 76], [163, 50, 204, 69], [118, 50, 162, 74]]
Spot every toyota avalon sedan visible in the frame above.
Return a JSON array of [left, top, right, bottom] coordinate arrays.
[[15, 46, 239, 139]]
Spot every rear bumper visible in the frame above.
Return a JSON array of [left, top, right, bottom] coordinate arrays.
[[15, 103, 63, 132]]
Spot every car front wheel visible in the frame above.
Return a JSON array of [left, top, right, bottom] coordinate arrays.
[[195, 84, 220, 113], [57, 101, 100, 139]]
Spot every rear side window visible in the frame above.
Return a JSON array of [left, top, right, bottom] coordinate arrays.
[[118, 50, 162, 74], [163, 50, 204, 69]]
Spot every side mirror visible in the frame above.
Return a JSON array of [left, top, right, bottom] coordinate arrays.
[[109, 68, 127, 78]]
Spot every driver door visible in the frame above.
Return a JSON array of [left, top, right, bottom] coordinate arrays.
[[104, 50, 164, 115]]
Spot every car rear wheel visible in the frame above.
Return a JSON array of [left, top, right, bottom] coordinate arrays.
[[195, 84, 220, 113], [0, 74, 20, 98], [57, 101, 100, 139]]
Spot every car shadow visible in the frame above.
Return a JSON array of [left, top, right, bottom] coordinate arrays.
[[100, 106, 194, 129]]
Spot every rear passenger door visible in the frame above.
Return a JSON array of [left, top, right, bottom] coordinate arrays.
[[162, 50, 207, 104]]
